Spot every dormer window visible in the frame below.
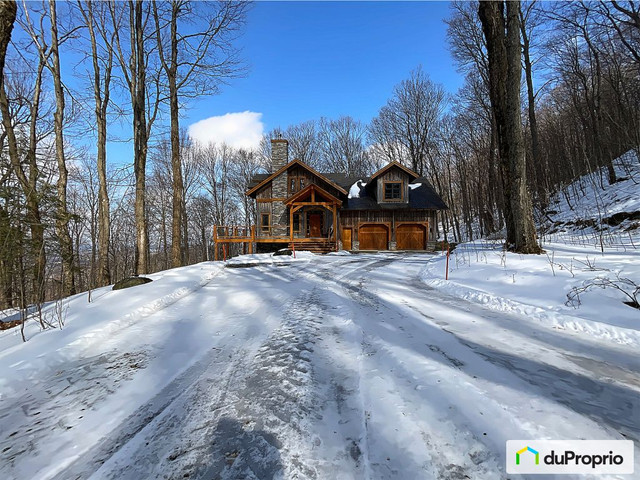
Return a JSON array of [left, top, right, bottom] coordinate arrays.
[[384, 181, 403, 201]]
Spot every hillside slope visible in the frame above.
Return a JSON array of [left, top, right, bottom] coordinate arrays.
[[543, 149, 640, 245], [422, 150, 640, 346]]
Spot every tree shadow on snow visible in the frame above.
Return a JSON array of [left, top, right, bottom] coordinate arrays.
[[196, 416, 284, 480]]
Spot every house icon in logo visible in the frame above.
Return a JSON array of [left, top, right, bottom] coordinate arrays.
[[516, 446, 539, 465]]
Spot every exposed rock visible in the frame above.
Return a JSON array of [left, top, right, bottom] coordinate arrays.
[[112, 276, 153, 291]]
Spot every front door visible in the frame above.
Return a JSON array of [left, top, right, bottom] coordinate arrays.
[[309, 213, 322, 237]]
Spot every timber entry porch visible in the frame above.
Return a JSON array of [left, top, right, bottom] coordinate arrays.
[[213, 184, 341, 259]]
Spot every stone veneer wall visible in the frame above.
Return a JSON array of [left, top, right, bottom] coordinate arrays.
[[271, 139, 288, 236]]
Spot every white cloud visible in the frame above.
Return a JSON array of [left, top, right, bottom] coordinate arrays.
[[187, 111, 264, 150]]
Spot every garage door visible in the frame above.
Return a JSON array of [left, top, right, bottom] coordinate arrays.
[[359, 224, 388, 250], [396, 224, 426, 250]]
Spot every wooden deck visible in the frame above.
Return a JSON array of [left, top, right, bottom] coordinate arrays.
[[212, 225, 337, 259]]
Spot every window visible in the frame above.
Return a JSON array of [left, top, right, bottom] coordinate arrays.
[[261, 213, 270, 233], [293, 213, 301, 233], [288, 176, 306, 194], [384, 181, 402, 201]]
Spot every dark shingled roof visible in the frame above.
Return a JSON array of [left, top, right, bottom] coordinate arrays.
[[247, 173, 269, 190], [247, 171, 448, 210], [323, 173, 363, 191], [344, 177, 448, 210], [247, 172, 360, 192]]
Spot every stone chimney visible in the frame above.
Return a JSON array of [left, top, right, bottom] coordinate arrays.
[[271, 138, 289, 173], [271, 138, 289, 235]]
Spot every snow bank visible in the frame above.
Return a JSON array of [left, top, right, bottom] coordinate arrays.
[[225, 251, 316, 267], [423, 150, 640, 346], [0, 262, 224, 394], [421, 240, 640, 347]]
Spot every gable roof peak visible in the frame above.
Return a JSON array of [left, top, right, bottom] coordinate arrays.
[[369, 161, 420, 182], [245, 158, 348, 197]]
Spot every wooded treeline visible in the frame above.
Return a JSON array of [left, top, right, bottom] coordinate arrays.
[[0, 0, 638, 311], [0, 0, 249, 310]]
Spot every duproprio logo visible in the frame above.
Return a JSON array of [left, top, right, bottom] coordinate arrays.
[[516, 446, 539, 465], [506, 440, 634, 475]]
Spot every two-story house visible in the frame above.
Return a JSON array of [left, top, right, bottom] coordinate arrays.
[[241, 138, 447, 253]]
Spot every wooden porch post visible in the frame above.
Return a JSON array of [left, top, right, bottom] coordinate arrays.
[[333, 205, 338, 251], [249, 225, 255, 254], [289, 207, 294, 244], [213, 225, 218, 261]]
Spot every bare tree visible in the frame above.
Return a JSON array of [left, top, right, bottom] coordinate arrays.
[[47, 0, 75, 295], [519, 1, 543, 196], [0, 27, 51, 304], [76, 0, 114, 286], [318, 116, 370, 175], [109, 0, 161, 275], [479, 0, 541, 253], [446, 1, 504, 229], [152, 0, 247, 268], [229, 148, 261, 227], [196, 142, 233, 226], [368, 67, 447, 176]]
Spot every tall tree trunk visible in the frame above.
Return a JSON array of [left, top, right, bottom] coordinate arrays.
[[168, 6, 184, 268], [479, 0, 541, 254], [49, 0, 75, 295], [519, 4, 542, 201], [80, 0, 113, 286], [0, 0, 16, 307], [132, 0, 149, 274], [153, 1, 184, 268], [0, 0, 15, 87]]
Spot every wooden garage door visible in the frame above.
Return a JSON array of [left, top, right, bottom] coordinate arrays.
[[396, 224, 426, 250], [359, 224, 388, 250]]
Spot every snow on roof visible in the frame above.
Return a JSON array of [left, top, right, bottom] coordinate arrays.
[[348, 180, 366, 199]]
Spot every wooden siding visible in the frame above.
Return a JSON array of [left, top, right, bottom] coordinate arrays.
[[287, 165, 344, 198], [256, 184, 272, 199]]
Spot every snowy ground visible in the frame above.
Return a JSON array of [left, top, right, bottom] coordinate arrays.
[[422, 238, 640, 348], [1, 252, 638, 480]]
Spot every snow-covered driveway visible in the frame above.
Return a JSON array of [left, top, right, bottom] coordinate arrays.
[[1, 253, 638, 479]]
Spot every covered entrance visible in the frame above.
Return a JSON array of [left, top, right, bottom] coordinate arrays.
[[285, 184, 342, 251]]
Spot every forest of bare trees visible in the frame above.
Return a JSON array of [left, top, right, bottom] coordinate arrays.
[[0, 0, 638, 315]]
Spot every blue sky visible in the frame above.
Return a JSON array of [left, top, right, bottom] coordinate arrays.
[[184, 1, 462, 150]]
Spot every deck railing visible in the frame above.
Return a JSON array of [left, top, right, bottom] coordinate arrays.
[[212, 224, 339, 260], [212, 225, 256, 260]]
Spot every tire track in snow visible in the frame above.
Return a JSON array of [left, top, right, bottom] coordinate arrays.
[[51, 259, 373, 480], [308, 255, 502, 479]]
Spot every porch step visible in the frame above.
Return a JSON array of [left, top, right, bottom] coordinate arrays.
[[289, 240, 335, 254]]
